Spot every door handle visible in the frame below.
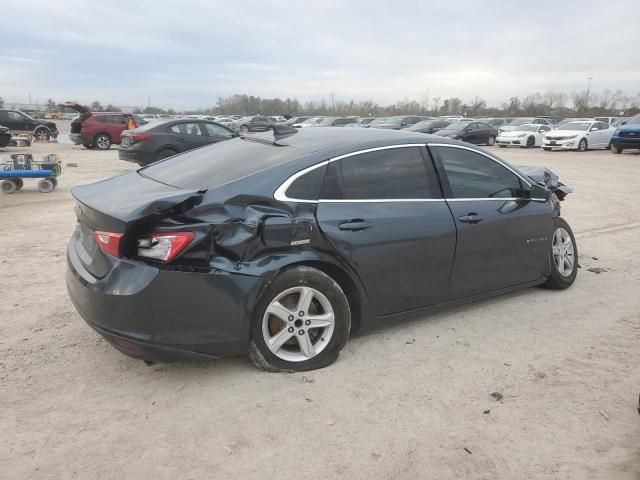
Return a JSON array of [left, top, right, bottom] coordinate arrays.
[[459, 213, 483, 224], [177, 138, 185, 143], [338, 219, 372, 231]]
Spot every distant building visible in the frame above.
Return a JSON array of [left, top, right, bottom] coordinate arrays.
[[5, 103, 46, 112]]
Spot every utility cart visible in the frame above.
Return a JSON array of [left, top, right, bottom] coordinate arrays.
[[0, 153, 62, 194]]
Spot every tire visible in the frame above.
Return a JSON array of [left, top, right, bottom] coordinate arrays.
[[612, 146, 622, 154], [486, 136, 495, 146], [543, 147, 552, 151], [239, 125, 249, 135], [14, 178, 24, 190], [94, 134, 112, 150], [542, 217, 578, 290], [1, 179, 18, 194], [526, 136, 535, 148], [34, 128, 51, 142], [249, 266, 351, 372], [498, 144, 507, 148], [156, 149, 177, 161], [37, 178, 55, 193], [577, 138, 587, 152], [82, 144, 95, 149]]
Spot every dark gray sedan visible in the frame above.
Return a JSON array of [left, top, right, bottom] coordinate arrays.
[[118, 119, 237, 165], [68, 127, 577, 372]]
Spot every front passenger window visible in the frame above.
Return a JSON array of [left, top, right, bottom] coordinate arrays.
[[435, 146, 524, 199]]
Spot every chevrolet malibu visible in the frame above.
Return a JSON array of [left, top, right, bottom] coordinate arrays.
[[66, 127, 577, 372]]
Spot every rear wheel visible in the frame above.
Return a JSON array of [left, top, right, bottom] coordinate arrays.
[[498, 144, 507, 148], [94, 134, 112, 150], [14, 178, 24, 190], [542, 217, 578, 290], [156, 149, 177, 161], [612, 145, 622, 154], [239, 125, 249, 135], [249, 266, 351, 372], [543, 147, 552, 151], [1, 179, 18, 194], [577, 138, 587, 152], [34, 128, 51, 142], [486, 136, 496, 146], [37, 178, 55, 193]]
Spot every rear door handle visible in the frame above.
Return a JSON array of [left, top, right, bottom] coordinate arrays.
[[459, 213, 483, 224], [338, 219, 372, 231], [177, 138, 186, 143]]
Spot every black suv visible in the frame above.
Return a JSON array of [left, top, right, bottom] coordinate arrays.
[[0, 109, 58, 141]]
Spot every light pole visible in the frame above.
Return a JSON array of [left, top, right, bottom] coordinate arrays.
[[586, 77, 592, 109]]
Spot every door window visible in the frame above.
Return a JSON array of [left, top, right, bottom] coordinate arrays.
[[435, 146, 525, 199], [320, 147, 440, 200], [170, 123, 203, 135], [7, 111, 26, 122], [203, 123, 234, 139]]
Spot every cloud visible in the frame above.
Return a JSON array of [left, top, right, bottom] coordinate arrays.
[[0, 0, 638, 109]]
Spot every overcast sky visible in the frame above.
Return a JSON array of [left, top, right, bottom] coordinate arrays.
[[1, 0, 639, 109]]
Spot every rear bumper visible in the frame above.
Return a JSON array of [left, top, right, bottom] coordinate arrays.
[[117, 147, 155, 165], [66, 232, 261, 362], [69, 133, 89, 145]]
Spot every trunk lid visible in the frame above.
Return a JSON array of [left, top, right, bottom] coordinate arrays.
[[71, 172, 203, 278]]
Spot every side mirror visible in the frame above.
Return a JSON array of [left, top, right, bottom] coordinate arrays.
[[590, 127, 598, 131], [527, 184, 550, 202]]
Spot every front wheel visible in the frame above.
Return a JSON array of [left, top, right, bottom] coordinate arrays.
[[94, 134, 112, 150], [577, 138, 587, 152], [542, 217, 578, 290], [34, 128, 51, 142], [526, 135, 535, 148], [612, 145, 622, 154], [37, 178, 55, 193], [239, 125, 249, 135], [486, 136, 495, 146], [249, 266, 351, 372], [1, 179, 18, 194], [543, 147, 552, 151]]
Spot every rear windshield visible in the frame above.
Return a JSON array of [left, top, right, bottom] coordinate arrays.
[[140, 137, 301, 190]]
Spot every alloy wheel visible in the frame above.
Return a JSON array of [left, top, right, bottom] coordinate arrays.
[[487, 136, 495, 146], [35, 129, 50, 141], [552, 227, 575, 277], [261, 286, 335, 362], [239, 126, 249, 135], [95, 135, 110, 149]]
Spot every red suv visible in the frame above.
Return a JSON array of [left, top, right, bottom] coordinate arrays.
[[66, 103, 144, 150]]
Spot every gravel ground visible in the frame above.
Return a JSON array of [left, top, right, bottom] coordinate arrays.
[[1, 132, 639, 479]]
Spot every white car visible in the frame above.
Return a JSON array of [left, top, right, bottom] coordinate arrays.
[[499, 117, 554, 134], [496, 124, 552, 148], [542, 120, 614, 152]]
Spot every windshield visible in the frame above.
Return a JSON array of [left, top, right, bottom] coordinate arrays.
[[515, 125, 538, 132], [508, 118, 534, 126], [558, 122, 591, 131], [369, 117, 388, 126], [301, 117, 322, 125], [443, 121, 469, 131], [316, 117, 337, 126], [382, 117, 404, 125], [357, 118, 374, 124], [408, 120, 436, 129], [628, 114, 640, 125]]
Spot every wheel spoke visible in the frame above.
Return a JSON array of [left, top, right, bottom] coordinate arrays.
[[266, 301, 294, 323], [552, 245, 561, 256], [296, 333, 316, 358], [306, 313, 334, 329], [268, 327, 294, 352], [297, 287, 314, 314]]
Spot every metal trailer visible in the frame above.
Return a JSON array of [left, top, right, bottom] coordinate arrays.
[[0, 153, 62, 194]]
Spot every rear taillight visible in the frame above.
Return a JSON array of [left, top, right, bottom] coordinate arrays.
[[130, 133, 152, 143], [137, 232, 195, 263], [94, 231, 124, 257]]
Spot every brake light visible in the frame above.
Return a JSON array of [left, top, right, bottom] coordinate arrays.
[[94, 231, 124, 257], [137, 232, 195, 263], [129, 133, 153, 143]]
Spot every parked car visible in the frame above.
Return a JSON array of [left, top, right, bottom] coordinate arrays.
[[611, 113, 640, 154], [594, 116, 621, 125], [434, 121, 498, 145], [367, 117, 388, 128], [496, 124, 552, 148], [371, 116, 423, 129], [0, 109, 58, 141], [297, 117, 325, 128], [283, 116, 312, 126], [0, 125, 11, 147], [542, 120, 614, 151], [311, 117, 357, 127], [499, 117, 554, 133], [66, 127, 576, 371], [482, 118, 512, 128], [404, 119, 453, 134], [233, 116, 276, 134], [556, 118, 592, 128], [66, 103, 145, 150], [118, 119, 237, 165]]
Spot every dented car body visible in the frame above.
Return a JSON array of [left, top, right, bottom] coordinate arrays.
[[66, 127, 577, 370]]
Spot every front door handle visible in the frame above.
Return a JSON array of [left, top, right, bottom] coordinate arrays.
[[459, 213, 483, 224], [338, 219, 372, 231], [177, 138, 186, 143]]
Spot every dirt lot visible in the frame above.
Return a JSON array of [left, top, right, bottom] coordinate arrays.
[[1, 130, 639, 479]]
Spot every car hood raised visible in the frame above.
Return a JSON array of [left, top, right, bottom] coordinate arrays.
[[64, 102, 90, 114]]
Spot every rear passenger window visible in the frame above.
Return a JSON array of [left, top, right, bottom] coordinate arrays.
[[435, 146, 524, 199], [284, 164, 328, 201], [320, 147, 440, 200]]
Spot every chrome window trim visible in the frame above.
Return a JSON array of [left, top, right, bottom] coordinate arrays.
[[274, 144, 430, 203], [427, 143, 532, 187]]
